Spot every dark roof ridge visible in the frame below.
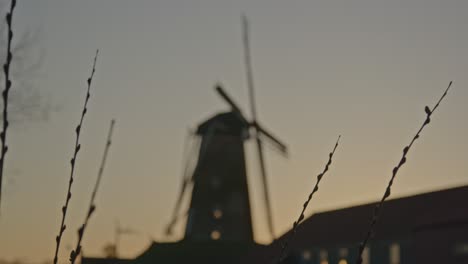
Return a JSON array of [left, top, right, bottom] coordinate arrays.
[[311, 184, 468, 218]]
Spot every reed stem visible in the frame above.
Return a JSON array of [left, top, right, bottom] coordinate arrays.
[[355, 81, 452, 264], [0, 0, 17, 213], [70, 119, 115, 264], [277, 135, 341, 263], [53, 50, 99, 264]]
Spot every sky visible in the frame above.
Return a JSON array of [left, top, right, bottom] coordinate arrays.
[[0, 0, 467, 262]]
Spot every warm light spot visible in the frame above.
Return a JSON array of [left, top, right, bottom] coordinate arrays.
[[213, 209, 223, 219], [338, 260, 348, 264], [362, 247, 371, 264], [210, 230, 221, 240], [319, 249, 328, 262], [339, 248, 349, 258], [302, 250, 311, 260], [389, 243, 400, 264]]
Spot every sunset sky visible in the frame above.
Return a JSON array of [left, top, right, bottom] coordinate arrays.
[[0, 0, 467, 262]]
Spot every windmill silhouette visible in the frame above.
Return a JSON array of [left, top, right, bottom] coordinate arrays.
[[166, 16, 287, 243]]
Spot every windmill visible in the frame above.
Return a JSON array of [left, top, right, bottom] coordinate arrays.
[[165, 16, 287, 243]]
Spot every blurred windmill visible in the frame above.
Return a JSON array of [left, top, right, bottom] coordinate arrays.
[[102, 220, 139, 258], [165, 15, 287, 243]]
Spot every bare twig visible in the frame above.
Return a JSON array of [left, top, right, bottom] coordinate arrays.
[[53, 50, 99, 264], [70, 119, 115, 264], [0, 0, 17, 213], [355, 81, 452, 264], [277, 135, 341, 263]]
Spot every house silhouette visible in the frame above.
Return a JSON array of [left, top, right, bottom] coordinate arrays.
[[83, 185, 468, 264]]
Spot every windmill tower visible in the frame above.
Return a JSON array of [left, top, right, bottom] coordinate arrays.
[[166, 16, 287, 244]]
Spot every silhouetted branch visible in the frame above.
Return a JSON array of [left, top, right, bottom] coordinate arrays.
[[70, 119, 115, 264], [1, 3, 48, 123], [0, 0, 17, 213], [53, 50, 99, 264], [355, 81, 452, 264], [277, 135, 341, 263]]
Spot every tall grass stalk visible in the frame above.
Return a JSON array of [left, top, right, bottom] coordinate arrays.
[[277, 135, 341, 263], [53, 50, 99, 264], [0, 0, 17, 213], [355, 81, 452, 264], [69, 119, 115, 264]]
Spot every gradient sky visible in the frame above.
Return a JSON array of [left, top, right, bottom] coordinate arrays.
[[0, 0, 467, 262]]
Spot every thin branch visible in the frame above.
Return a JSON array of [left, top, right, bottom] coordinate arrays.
[[53, 50, 99, 264], [0, 0, 17, 213], [355, 81, 452, 264], [277, 135, 341, 263], [70, 119, 115, 264]]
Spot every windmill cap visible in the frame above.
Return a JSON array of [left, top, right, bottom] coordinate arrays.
[[196, 111, 249, 136]]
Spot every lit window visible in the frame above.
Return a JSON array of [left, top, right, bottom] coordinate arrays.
[[319, 249, 328, 264], [362, 247, 370, 264], [389, 243, 400, 264], [213, 209, 223, 219], [210, 230, 221, 240], [337, 247, 349, 264]]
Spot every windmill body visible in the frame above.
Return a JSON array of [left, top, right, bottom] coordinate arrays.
[[185, 111, 254, 243]]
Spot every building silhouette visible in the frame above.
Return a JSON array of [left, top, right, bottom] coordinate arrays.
[[243, 185, 468, 264], [83, 185, 468, 264]]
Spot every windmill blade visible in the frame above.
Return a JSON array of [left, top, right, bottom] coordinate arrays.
[[165, 208, 190, 236], [255, 137, 275, 238], [165, 179, 189, 236], [242, 14, 258, 121], [214, 84, 249, 126], [215, 85, 243, 114], [166, 130, 198, 236], [242, 15, 277, 239], [254, 122, 288, 156], [241, 16, 287, 155]]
